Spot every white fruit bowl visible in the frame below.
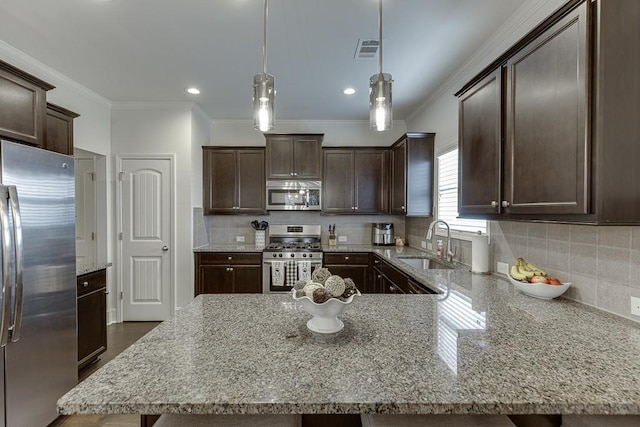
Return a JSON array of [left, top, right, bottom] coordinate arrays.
[[291, 289, 360, 333], [508, 274, 571, 300]]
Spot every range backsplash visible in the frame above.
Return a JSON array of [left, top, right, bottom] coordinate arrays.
[[194, 208, 406, 247]]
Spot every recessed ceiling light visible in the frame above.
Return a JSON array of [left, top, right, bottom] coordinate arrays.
[[343, 87, 356, 95], [186, 87, 200, 95]]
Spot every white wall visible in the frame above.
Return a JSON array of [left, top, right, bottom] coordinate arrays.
[[209, 119, 407, 147], [406, 0, 565, 153], [111, 104, 194, 311]]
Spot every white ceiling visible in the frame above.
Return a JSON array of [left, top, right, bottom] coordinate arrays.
[[0, 0, 528, 121]]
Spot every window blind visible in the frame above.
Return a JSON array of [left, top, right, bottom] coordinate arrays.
[[437, 149, 486, 234]]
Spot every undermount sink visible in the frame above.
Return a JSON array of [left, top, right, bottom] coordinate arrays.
[[397, 257, 452, 270]]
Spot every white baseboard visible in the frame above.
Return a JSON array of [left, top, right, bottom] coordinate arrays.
[[107, 309, 118, 325]]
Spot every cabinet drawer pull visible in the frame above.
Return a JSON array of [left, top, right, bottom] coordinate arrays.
[[501, 200, 510, 208], [228, 256, 232, 260], [344, 256, 349, 260], [82, 281, 89, 287], [388, 285, 395, 293]]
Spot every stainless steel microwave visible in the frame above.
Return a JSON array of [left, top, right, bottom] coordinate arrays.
[[266, 181, 321, 210]]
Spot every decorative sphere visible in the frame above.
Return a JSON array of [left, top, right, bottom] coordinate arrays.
[[311, 267, 332, 285], [324, 275, 346, 297]]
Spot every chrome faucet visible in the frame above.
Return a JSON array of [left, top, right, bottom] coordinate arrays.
[[426, 220, 455, 262]]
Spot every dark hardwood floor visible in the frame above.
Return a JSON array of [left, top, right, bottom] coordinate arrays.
[[49, 321, 160, 427]]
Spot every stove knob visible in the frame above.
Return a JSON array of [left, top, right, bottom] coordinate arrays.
[[302, 253, 307, 258], [308, 253, 313, 258], [290, 253, 295, 258], [272, 253, 277, 258], [278, 254, 283, 257]]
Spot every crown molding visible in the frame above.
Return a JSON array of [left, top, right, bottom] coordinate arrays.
[[111, 101, 194, 110], [210, 119, 405, 128], [191, 103, 212, 122], [0, 40, 111, 107]]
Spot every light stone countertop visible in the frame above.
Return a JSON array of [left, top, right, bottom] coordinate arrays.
[[58, 247, 640, 416], [76, 262, 112, 276]]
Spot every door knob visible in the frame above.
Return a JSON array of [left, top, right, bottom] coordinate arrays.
[[162, 246, 169, 252]]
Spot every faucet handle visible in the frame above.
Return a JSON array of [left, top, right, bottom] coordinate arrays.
[[447, 246, 457, 262]]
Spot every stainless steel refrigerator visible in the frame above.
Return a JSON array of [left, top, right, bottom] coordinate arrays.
[[0, 140, 77, 427]]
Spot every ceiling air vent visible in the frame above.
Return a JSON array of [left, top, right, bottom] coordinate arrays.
[[354, 38, 379, 60]]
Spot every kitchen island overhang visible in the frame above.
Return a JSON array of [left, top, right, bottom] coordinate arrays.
[[58, 285, 640, 417]]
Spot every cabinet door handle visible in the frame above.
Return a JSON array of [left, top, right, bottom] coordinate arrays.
[[228, 256, 232, 260], [354, 206, 358, 210], [374, 260, 380, 264], [388, 285, 395, 293], [501, 200, 510, 208], [491, 201, 498, 208], [344, 256, 349, 260], [290, 172, 294, 176], [401, 205, 405, 210], [377, 275, 382, 279]]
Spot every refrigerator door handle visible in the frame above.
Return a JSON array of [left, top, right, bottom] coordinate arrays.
[[8, 186, 23, 342], [0, 185, 12, 347]]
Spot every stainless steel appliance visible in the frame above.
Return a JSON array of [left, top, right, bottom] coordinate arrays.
[[262, 224, 322, 293], [0, 140, 76, 427], [372, 222, 394, 245], [266, 181, 321, 211]]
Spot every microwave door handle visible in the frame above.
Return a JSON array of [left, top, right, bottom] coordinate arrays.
[[0, 187, 12, 347], [7, 187, 23, 342]]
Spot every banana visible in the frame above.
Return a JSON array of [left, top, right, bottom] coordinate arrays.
[[513, 257, 547, 277], [517, 264, 535, 279], [510, 265, 528, 281], [524, 262, 547, 277]]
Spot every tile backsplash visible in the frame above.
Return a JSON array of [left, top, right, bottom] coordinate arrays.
[[195, 210, 640, 322], [194, 208, 406, 246], [491, 221, 640, 322]]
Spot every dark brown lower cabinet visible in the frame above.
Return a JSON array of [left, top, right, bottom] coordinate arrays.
[[195, 252, 262, 295], [372, 256, 436, 295], [323, 252, 371, 293], [77, 269, 107, 369]]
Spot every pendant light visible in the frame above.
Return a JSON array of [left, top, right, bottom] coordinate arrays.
[[369, 0, 392, 131], [253, 0, 275, 132]]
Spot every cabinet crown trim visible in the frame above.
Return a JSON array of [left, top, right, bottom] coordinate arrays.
[[0, 59, 55, 90]]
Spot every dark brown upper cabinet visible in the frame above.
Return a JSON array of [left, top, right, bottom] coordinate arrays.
[[458, 69, 503, 216], [0, 60, 53, 147], [265, 134, 323, 180], [456, 0, 640, 224], [202, 147, 267, 215], [45, 103, 79, 155], [323, 148, 389, 214], [390, 133, 435, 217]]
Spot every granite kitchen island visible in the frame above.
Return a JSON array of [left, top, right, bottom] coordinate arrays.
[[58, 263, 640, 419]]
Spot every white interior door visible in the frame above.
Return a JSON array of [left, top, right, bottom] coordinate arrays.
[[120, 157, 173, 321], [75, 157, 96, 264]]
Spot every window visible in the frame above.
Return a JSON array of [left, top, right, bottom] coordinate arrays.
[[436, 148, 487, 234]]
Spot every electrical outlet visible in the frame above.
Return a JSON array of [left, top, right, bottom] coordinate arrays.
[[631, 296, 640, 317], [338, 235, 347, 242], [421, 241, 427, 249], [236, 235, 245, 242], [497, 262, 509, 275], [427, 242, 433, 251]]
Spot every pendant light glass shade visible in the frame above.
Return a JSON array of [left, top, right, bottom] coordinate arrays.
[[253, 73, 275, 132], [253, 0, 274, 132], [370, 0, 392, 131], [369, 72, 392, 131]]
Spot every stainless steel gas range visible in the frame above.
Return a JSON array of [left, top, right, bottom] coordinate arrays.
[[262, 224, 323, 293]]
